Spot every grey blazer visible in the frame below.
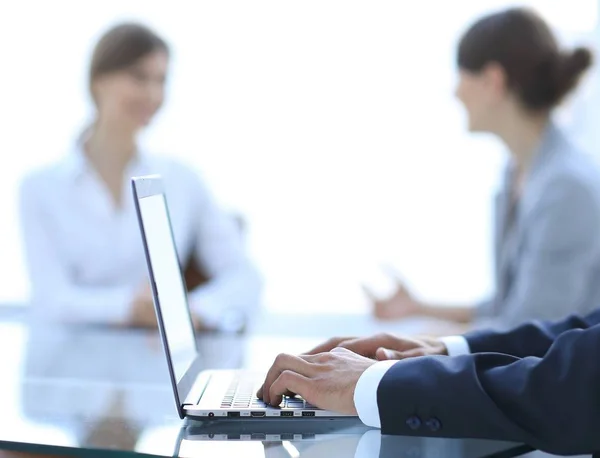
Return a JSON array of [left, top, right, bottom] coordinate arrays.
[[476, 121, 600, 330]]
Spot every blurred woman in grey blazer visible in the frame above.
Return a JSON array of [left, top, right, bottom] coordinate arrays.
[[372, 8, 600, 331]]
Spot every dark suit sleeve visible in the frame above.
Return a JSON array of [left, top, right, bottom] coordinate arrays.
[[377, 323, 600, 455], [465, 308, 600, 357]]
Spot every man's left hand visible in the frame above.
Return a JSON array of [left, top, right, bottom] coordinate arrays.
[[256, 347, 376, 415]]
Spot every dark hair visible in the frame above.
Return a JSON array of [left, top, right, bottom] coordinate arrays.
[[89, 22, 169, 98], [457, 8, 593, 111]]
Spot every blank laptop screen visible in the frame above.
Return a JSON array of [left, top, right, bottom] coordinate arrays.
[[138, 194, 197, 383]]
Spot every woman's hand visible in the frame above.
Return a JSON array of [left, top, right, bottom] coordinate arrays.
[[365, 271, 423, 320], [129, 283, 158, 328]]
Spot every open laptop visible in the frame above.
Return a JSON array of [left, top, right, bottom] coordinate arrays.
[[131, 175, 352, 420]]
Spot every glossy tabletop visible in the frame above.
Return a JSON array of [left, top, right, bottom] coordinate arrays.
[[0, 312, 534, 457]]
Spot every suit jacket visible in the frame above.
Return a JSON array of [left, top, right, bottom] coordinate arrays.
[[476, 122, 600, 329], [376, 308, 600, 456]]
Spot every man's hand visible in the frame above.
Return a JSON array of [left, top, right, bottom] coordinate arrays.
[[306, 333, 448, 361], [256, 347, 376, 415]]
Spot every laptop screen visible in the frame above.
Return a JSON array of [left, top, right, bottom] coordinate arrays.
[[138, 193, 197, 383]]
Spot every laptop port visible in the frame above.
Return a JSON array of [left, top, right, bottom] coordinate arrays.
[[251, 433, 266, 440], [280, 411, 294, 417], [281, 433, 294, 440], [227, 412, 240, 418], [301, 411, 315, 417], [251, 411, 266, 417]]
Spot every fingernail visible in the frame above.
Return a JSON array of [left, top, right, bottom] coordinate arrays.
[[382, 349, 394, 359]]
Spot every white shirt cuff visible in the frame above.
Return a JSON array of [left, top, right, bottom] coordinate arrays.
[[440, 335, 471, 356], [353, 360, 398, 428]]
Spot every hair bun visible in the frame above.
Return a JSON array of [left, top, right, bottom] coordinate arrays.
[[564, 47, 593, 76], [550, 46, 594, 106]]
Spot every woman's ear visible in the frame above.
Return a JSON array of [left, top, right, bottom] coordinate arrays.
[[481, 62, 509, 101]]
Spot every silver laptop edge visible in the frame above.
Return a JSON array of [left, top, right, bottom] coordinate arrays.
[[132, 174, 202, 419]]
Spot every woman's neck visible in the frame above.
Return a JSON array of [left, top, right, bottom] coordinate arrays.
[[84, 120, 137, 172], [83, 119, 138, 208], [496, 113, 549, 174]]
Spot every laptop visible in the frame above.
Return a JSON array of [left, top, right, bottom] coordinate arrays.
[[131, 175, 352, 420]]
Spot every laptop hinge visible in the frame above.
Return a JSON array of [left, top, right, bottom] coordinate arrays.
[[183, 370, 212, 406]]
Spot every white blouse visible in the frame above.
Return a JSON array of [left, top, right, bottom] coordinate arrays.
[[19, 147, 262, 328]]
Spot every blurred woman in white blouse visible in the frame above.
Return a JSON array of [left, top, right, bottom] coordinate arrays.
[[19, 23, 262, 332]]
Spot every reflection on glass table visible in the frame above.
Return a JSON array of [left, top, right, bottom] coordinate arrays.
[[0, 318, 533, 457], [176, 419, 533, 458]]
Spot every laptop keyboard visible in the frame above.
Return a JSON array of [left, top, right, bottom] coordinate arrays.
[[220, 377, 320, 410]]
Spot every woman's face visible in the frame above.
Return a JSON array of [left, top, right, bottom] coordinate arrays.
[[455, 64, 507, 133], [92, 50, 168, 130]]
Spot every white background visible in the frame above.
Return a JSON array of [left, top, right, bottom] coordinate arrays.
[[0, 0, 598, 313]]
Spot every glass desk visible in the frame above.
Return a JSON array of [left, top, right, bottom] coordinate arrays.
[[0, 314, 534, 457]]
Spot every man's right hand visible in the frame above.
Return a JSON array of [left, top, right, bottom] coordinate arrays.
[[306, 333, 448, 361]]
